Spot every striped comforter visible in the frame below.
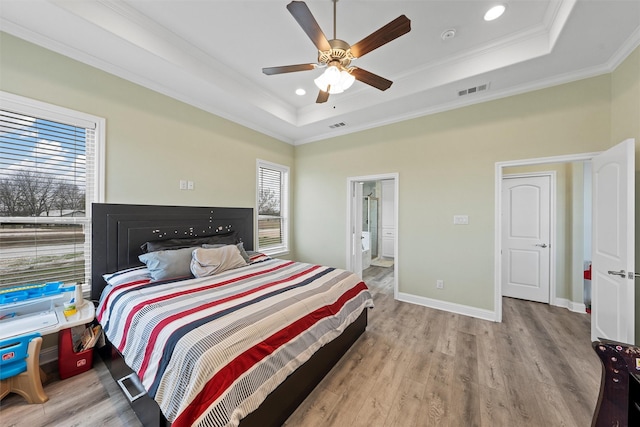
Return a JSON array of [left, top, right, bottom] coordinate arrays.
[[96, 255, 373, 427]]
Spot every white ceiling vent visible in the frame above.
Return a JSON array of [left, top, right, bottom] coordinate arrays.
[[458, 83, 490, 97], [329, 122, 347, 129]]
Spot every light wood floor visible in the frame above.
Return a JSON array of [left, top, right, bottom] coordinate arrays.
[[286, 265, 601, 427], [0, 346, 142, 427], [1, 265, 601, 427]]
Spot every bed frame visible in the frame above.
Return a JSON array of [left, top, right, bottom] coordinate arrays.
[[91, 203, 368, 427], [592, 339, 640, 426]]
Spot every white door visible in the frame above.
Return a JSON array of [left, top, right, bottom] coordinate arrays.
[[591, 138, 635, 343], [351, 182, 364, 277], [502, 175, 551, 303], [381, 180, 395, 258]]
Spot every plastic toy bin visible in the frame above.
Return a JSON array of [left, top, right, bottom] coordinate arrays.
[[58, 327, 93, 379]]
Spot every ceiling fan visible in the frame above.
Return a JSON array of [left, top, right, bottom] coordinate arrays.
[[262, 0, 411, 104]]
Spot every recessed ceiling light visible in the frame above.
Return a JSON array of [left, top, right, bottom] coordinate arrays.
[[484, 4, 506, 21], [295, 88, 306, 96]]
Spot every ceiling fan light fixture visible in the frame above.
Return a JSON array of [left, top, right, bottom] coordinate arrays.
[[484, 4, 506, 21], [338, 69, 355, 90], [314, 66, 355, 94]]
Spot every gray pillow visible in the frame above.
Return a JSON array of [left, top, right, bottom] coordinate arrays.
[[138, 247, 195, 281]]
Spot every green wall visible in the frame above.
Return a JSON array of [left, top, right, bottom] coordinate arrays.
[[611, 46, 640, 148]]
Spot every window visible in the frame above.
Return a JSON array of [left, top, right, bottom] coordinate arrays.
[[0, 92, 104, 292], [257, 160, 289, 255]]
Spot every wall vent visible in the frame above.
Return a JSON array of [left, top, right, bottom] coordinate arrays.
[[458, 83, 489, 97], [329, 122, 347, 129]]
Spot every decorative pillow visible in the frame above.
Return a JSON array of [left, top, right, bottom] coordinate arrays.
[[103, 266, 151, 287], [138, 247, 196, 281], [140, 230, 239, 253], [191, 245, 247, 278], [202, 242, 250, 263]]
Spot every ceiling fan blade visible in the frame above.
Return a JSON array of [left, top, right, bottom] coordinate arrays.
[[286, 1, 331, 52], [350, 15, 411, 58], [316, 89, 330, 103], [351, 68, 393, 91], [262, 64, 317, 75]]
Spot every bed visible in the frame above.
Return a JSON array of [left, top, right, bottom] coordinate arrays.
[[91, 203, 373, 427]]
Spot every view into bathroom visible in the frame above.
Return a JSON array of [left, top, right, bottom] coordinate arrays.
[[361, 179, 395, 294]]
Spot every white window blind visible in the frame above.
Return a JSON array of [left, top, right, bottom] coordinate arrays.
[[0, 96, 102, 291], [257, 161, 289, 254]]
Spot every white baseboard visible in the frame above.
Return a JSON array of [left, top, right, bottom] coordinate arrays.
[[397, 292, 498, 322], [553, 297, 588, 314]]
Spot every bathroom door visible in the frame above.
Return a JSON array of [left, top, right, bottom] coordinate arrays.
[[381, 180, 395, 258], [351, 182, 364, 277]]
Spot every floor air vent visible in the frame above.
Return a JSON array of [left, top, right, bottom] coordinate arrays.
[[329, 122, 347, 129], [458, 83, 489, 97]]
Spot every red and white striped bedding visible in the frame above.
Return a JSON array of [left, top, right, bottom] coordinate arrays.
[[96, 255, 373, 427]]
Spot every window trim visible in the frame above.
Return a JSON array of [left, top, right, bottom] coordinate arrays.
[[256, 159, 289, 256], [0, 91, 106, 294]]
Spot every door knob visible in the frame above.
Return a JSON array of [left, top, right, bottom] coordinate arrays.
[[607, 269, 626, 277], [535, 243, 548, 248]]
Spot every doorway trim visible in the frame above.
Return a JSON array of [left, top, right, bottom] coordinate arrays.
[[346, 173, 399, 299], [502, 171, 556, 305], [495, 152, 600, 322]]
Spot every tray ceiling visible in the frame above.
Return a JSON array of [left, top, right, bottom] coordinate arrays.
[[1, 0, 639, 145]]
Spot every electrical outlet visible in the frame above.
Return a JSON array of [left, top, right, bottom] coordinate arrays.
[[436, 279, 444, 289], [179, 180, 187, 190]]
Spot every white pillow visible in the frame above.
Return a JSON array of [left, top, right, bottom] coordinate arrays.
[[103, 266, 151, 287], [190, 245, 247, 278]]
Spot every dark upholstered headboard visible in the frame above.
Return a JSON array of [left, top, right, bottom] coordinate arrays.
[[91, 203, 254, 301]]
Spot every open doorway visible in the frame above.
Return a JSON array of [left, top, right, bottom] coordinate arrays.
[[495, 153, 596, 322], [347, 173, 398, 298], [502, 172, 556, 304], [495, 139, 636, 345]]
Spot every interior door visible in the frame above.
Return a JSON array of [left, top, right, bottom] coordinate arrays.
[[591, 138, 635, 343], [502, 175, 551, 303], [381, 180, 396, 258], [351, 182, 364, 277]]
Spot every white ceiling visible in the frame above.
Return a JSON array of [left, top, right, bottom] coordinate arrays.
[[1, 0, 639, 145]]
